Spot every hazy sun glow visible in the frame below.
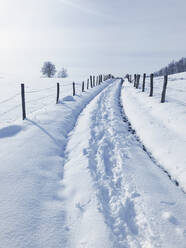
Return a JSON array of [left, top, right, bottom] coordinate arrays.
[[0, 0, 186, 80]]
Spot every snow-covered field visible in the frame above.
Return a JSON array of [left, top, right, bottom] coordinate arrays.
[[0, 76, 83, 126], [122, 72, 186, 192], [0, 75, 186, 247]]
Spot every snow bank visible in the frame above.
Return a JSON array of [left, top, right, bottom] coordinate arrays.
[[121, 72, 186, 191], [0, 78, 113, 247]]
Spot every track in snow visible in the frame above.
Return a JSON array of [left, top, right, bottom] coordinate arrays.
[[60, 79, 186, 248], [119, 85, 182, 191]]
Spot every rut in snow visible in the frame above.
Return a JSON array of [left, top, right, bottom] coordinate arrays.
[[119, 81, 182, 192]]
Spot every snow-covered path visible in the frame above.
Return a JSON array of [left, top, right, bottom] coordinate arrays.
[[1, 78, 186, 247], [61, 79, 186, 247]]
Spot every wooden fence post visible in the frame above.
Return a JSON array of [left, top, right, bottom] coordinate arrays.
[[129, 75, 131, 83], [73, 82, 75, 96], [134, 74, 137, 87], [142, 73, 146, 92], [161, 75, 168, 103], [90, 76, 93, 88], [21, 83, 26, 120], [149, 73, 154, 97], [82, 81, 85, 92], [136, 74, 140, 89], [96, 76, 99, 86], [87, 79, 89, 89], [93, 76, 95, 87], [56, 82, 60, 104]]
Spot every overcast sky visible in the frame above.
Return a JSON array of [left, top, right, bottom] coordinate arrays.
[[0, 0, 186, 80]]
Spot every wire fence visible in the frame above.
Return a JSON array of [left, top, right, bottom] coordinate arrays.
[[0, 74, 113, 124], [125, 73, 186, 105]]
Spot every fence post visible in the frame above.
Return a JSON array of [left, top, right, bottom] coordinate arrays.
[[161, 75, 168, 103], [73, 82, 75, 96], [93, 76, 95, 87], [21, 83, 26, 120], [82, 81, 85, 92], [56, 82, 60, 104], [129, 75, 131, 83], [142, 73, 146, 92], [87, 79, 89, 89], [90, 76, 93, 88], [134, 74, 137, 87], [149, 73, 154, 97], [136, 74, 140, 89], [96, 76, 99, 86]]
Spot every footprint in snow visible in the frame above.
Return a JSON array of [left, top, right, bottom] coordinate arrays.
[[131, 192, 141, 199], [162, 211, 179, 225], [76, 202, 85, 212], [75, 199, 91, 213], [160, 201, 175, 206], [83, 148, 88, 156]]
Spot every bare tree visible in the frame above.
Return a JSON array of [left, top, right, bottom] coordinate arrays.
[[57, 68, 68, 78], [41, 61, 56, 78]]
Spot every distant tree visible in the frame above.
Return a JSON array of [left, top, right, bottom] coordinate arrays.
[[41, 61, 56, 78], [57, 68, 68, 78]]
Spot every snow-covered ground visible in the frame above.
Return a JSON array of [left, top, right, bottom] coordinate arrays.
[[0, 76, 83, 126], [122, 72, 186, 192], [0, 76, 186, 247], [0, 78, 113, 247]]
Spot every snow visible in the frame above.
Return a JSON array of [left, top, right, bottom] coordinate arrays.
[[59, 79, 186, 247], [0, 77, 82, 126], [122, 72, 186, 192], [0, 78, 113, 247], [0, 75, 186, 247]]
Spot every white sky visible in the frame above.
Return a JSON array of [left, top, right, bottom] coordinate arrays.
[[0, 0, 186, 80]]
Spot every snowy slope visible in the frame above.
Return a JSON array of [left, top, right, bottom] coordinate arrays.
[[122, 72, 186, 192], [0, 77, 186, 247], [0, 79, 113, 247], [0, 76, 83, 126]]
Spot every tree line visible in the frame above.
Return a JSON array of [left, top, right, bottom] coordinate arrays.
[[154, 57, 186, 76]]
